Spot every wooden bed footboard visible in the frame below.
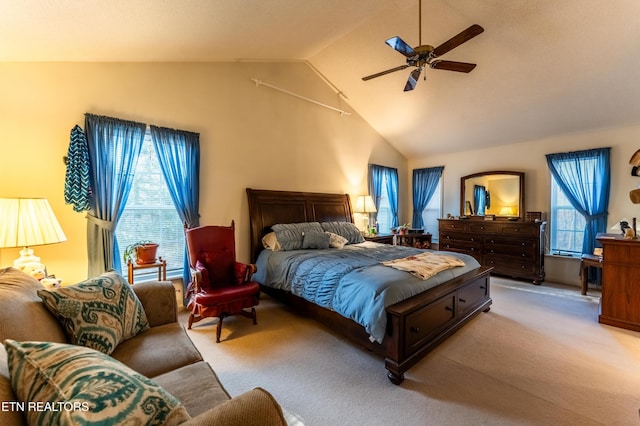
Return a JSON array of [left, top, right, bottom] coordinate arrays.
[[246, 188, 493, 384], [260, 266, 491, 384]]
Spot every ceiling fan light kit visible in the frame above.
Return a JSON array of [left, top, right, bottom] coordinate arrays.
[[363, 0, 484, 91]]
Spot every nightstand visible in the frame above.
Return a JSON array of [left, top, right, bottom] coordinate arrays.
[[363, 234, 394, 244], [364, 233, 432, 249]]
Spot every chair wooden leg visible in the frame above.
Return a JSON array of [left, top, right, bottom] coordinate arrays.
[[187, 313, 194, 329], [251, 307, 257, 325], [216, 315, 224, 343]]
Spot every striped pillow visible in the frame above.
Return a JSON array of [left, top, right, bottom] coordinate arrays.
[[37, 271, 149, 355], [4, 340, 190, 426]]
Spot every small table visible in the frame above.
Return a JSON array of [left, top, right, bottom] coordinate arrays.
[[127, 257, 167, 284], [579, 254, 602, 295]]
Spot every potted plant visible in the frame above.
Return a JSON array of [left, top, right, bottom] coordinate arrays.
[[393, 223, 411, 235], [123, 240, 159, 265]]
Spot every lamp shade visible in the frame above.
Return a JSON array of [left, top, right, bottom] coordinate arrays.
[[354, 195, 377, 213], [0, 198, 67, 249], [499, 206, 515, 216]]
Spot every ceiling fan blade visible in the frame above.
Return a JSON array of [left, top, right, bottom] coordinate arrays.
[[432, 24, 484, 57], [403, 68, 422, 92], [385, 36, 417, 58], [431, 60, 477, 73], [362, 65, 409, 81]]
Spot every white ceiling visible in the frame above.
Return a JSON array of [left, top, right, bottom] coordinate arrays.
[[3, 0, 640, 157]]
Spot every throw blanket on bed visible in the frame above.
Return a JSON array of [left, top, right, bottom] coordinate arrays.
[[382, 252, 465, 280]]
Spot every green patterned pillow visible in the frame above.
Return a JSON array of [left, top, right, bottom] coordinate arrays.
[[4, 340, 190, 426], [37, 271, 150, 355]]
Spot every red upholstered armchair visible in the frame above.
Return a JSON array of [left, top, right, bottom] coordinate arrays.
[[185, 221, 260, 343]]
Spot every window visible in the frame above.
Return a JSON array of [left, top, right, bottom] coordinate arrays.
[[369, 165, 399, 234], [420, 180, 442, 241], [550, 176, 586, 256], [547, 148, 609, 258], [376, 173, 393, 233], [115, 130, 185, 279]]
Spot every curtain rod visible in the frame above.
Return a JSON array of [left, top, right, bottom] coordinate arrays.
[[251, 78, 351, 116]]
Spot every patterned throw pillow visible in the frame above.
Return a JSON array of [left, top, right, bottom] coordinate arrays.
[[37, 271, 150, 355], [4, 340, 191, 426]]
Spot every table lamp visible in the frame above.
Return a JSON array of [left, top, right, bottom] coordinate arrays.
[[499, 206, 515, 216], [0, 198, 67, 272], [354, 195, 377, 233]]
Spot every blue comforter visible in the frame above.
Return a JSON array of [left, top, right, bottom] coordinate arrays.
[[253, 242, 480, 343]]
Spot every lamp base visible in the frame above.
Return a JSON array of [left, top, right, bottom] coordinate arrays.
[[13, 247, 47, 280]]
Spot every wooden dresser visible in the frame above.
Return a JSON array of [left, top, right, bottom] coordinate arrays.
[[438, 218, 546, 283], [596, 234, 640, 331]]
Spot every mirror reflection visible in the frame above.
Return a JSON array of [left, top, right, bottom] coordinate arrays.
[[461, 171, 524, 218]]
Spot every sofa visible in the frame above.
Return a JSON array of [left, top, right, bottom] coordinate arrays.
[[0, 267, 288, 426]]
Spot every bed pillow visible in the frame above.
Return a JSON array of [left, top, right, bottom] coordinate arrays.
[[262, 232, 282, 251], [272, 222, 324, 251], [37, 271, 149, 355], [302, 231, 331, 249], [4, 340, 190, 426], [326, 232, 349, 249], [320, 222, 365, 244]]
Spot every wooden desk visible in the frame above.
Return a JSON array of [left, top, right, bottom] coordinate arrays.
[[596, 234, 640, 331], [127, 257, 167, 284]]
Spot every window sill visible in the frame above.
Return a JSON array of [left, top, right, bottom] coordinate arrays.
[[545, 253, 581, 260]]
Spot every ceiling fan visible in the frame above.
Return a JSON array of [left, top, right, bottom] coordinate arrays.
[[362, 0, 484, 91]]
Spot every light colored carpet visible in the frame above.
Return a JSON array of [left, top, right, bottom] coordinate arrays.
[[180, 277, 640, 425]]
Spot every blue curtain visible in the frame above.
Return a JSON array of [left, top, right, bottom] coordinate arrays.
[[368, 164, 384, 218], [85, 114, 146, 277], [546, 147, 611, 257], [412, 166, 444, 228], [150, 125, 200, 302], [386, 168, 399, 228], [368, 164, 399, 228], [473, 185, 486, 215]]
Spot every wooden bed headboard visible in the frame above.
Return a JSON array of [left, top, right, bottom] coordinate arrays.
[[246, 188, 354, 262]]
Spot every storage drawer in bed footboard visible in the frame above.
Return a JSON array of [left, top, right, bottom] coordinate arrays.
[[457, 278, 490, 317], [405, 294, 456, 353]]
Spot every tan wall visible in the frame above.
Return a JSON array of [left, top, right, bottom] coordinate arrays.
[[0, 62, 406, 284], [409, 125, 640, 285]]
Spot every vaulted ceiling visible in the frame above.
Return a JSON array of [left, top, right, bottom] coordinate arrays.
[[3, 0, 640, 157]]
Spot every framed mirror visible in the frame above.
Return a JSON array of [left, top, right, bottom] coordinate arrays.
[[460, 171, 525, 219]]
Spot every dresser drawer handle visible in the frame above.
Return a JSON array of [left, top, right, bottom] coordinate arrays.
[[445, 306, 453, 312], [410, 326, 420, 333], [459, 298, 466, 303], [470, 237, 475, 241]]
